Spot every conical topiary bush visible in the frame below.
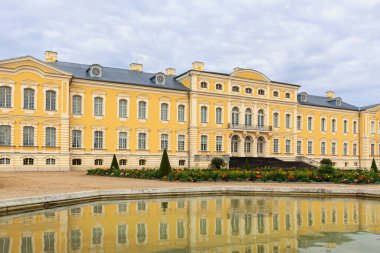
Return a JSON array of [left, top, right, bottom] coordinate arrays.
[[110, 154, 120, 170], [158, 149, 172, 178], [244, 158, 250, 170], [371, 158, 378, 173]]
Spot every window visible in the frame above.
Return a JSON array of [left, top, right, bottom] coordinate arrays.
[[344, 143, 348, 155], [94, 97, 103, 116], [139, 159, 146, 166], [332, 119, 336, 132], [137, 224, 146, 244], [200, 106, 208, 123], [72, 95, 82, 115], [46, 90, 56, 111], [119, 99, 128, 118], [118, 132, 128, 149], [216, 136, 223, 151], [24, 88, 35, 109], [285, 140, 291, 153], [160, 223, 168, 240], [178, 105, 185, 122], [285, 114, 291, 129], [331, 142, 336, 155], [178, 135, 185, 151], [231, 135, 239, 153], [258, 109, 265, 127], [353, 121, 358, 134], [297, 141, 302, 155], [245, 87, 252, 94], [321, 118, 326, 132], [371, 121, 375, 134], [0, 125, 11, 146], [245, 137, 251, 153], [216, 107, 222, 124], [273, 139, 279, 153], [371, 144, 375, 156], [232, 86, 240, 92], [23, 158, 34, 165], [119, 159, 127, 166], [46, 158, 55, 165], [21, 236, 33, 253], [321, 142, 326, 155], [353, 143, 357, 156], [177, 220, 185, 238], [23, 126, 34, 146], [0, 158, 10, 165], [245, 108, 252, 126], [285, 92, 291, 99], [216, 83, 223, 90], [307, 117, 313, 131], [200, 218, 207, 235], [95, 159, 103, 166], [179, 160, 186, 166], [94, 131, 103, 149], [307, 141, 313, 154], [297, 116, 302, 130], [161, 103, 169, 121], [138, 101, 147, 119], [201, 135, 208, 151], [45, 127, 56, 147], [138, 133, 146, 150], [0, 237, 10, 253], [161, 134, 168, 150], [0, 86, 11, 107], [344, 120, 348, 133], [72, 159, 82, 165], [72, 130, 82, 148], [273, 91, 279, 97], [258, 89, 265, 95], [200, 81, 208, 88], [273, 113, 279, 128], [92, 227, 102, 245], [231, 107, 239, 126], [118, 224, 127, 244]]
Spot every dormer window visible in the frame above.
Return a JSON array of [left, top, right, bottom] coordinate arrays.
[[200, 81, 208, 89], [258, 89, 265, 96], [245, 88, 252, 94], [215, 83, 223, 90], [88, 64, 103, 78], [232, 86, 240, 92], [154, 73, 166, 85], [336, 97, 342, 106], [300, 92, 308, 102]]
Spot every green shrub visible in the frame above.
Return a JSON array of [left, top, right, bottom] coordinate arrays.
[[243, 158, 250, 170], [158, 149, 172, 178], [320, 158, 333, 167], [371, 158, 378, 173], [209, 157, 226, 170], [317, 164, 336, 175], [110, 154, 120, 170]]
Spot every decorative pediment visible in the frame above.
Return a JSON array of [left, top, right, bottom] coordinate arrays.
[[231, 68, 270, 82]]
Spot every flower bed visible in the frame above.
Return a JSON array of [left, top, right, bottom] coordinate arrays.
[[87, 167, 380, 184]]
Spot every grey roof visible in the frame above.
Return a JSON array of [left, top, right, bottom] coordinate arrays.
[[297, 94, 359, 111], [359, 103, 380, 111], [47, 61, 190, 91]]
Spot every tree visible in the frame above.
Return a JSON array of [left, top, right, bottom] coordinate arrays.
[[158, 149, 172, 178], [110, 154, 120, 170], [243, 158, 250, 170], [209, 157, 226, 170], [371, 158, 378, 173], [320, 158, 333, 167]]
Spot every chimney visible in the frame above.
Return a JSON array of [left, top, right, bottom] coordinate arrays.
[[165, 68, 176, 76], [325, 91, 336, 98], [192, 61, 204, 71], [45, 51, 57, 62], [130, 63, 143, 72]]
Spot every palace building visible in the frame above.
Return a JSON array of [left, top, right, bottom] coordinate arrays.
[[0, 51, 379, 171]]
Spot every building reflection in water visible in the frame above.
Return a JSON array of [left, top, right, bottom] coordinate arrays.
[[0, 195, 380, 253]]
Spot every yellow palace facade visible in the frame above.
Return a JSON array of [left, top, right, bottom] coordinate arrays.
[[0, 51, 379, 171]]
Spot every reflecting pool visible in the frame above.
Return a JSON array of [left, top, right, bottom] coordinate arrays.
[[1, 195, 380, 252]]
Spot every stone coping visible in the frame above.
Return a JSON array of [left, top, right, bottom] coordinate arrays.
[[1, 186, 380, 216]]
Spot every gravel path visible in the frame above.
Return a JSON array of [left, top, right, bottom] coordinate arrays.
[[1, 171, 380, 200]]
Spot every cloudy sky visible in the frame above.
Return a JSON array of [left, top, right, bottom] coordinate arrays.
[[1, 0, 379, 106]]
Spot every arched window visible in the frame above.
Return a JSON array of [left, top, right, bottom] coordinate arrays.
[[200, 82, 208, 88], [285, 92, 291, 99], [245, 88, 252, 94], [0, 86, 12, 107], [258, 89, 265, 96], [118, 132, 128, 149], [119, 159, 127, 166], [161, 103, 169, 121], [119, 99, 128, 118], [245, 108, 252, 127], [94, 97, 103, 116], [232, 86, 240, 92], [0, 125, 11, 146], [46, 90, 56, 111], [273, 91, 279, 97], [258, 109, 265, 127], [72, 158, 82, 165], [24, 88, 35, 109], [231, 107, 239, 126], [138, 101, 147, 119], [216, 107, 222, 124], [297, 115, 302, 130], [161, 134, 169, 150], [46, 158, 56, 165], [200, 106, 208, 123], [273, 112, 279, 128], [23, 158, 34, 165], [216, 83, 223, 90], [178, 105, 185, 122], [244, 136, 252, 153], [94, 159, 103, 166], [231, 135, 239, 153], [285, 114, 291, 129], [72, 95, 82, 114]]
